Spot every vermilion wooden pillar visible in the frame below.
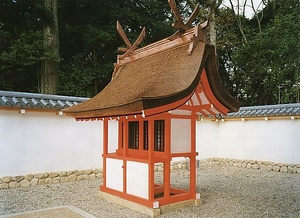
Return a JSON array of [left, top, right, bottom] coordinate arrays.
[[118, 121, 123, 151], [148, 119, 155, 202], [102, 119, 108, 188], [190, 114, 197, 198], [123, 119, 128, 194], [164, 115, 171, 200]]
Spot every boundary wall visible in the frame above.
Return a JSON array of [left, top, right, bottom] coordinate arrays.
[[196, 118, 300, 164], [0, 110, 102, 177], [1, 109, 299, 189]]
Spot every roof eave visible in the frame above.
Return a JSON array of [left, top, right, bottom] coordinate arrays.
[[203, 46, 243, 112]]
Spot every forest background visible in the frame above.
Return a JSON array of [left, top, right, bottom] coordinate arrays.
[[0, 0, 299, 106]]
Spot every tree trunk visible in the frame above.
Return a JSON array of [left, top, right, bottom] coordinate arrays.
[[40, 0, 59, 94], [209, 0, 217, 47], [228, 0, 248, 44]]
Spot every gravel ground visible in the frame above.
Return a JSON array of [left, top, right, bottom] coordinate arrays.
[[1, 165, 299, 218]]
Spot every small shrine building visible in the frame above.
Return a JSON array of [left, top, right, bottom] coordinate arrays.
[[64, 1, 241, 215]]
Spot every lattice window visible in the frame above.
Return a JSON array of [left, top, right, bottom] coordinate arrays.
[[128, 121, 139, 149], [143, 121, 148, 150], [121, 122, 124, 148], [154, 120, 165, 152], [128, 120, 165, 152]]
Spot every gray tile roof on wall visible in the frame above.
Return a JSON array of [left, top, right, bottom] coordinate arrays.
[[226, 103, 300, 118], [0, 90, 89, 110], [1, 90, 300, 117]]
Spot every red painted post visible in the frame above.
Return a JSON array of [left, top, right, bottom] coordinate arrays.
[[164, 116, 171, 199], [148, 119, 154, 201], [123, 119, 128, 193], [103, 118, 108, 187], [190, 114, 197, 198]]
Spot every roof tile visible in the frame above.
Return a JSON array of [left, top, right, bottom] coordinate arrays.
[[226, 103, 300, 118], [2, 90, 299, 118], [0, 90, 89, 111]]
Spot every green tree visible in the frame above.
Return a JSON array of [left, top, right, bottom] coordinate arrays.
[[215, 7, 246, 101], [0, 0, 49, 92], [58, 0, 173, 97], [1, 0, 298, 105], [232, 0, 300, 105], [0, 29, 44, 91], [184, 0, 299, 105]]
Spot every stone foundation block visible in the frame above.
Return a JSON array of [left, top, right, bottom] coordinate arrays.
[[273, 166, 280, 172], [280, 166, 288, 173], [68, 174, 77, 182], [0, 183, 9, 189], [49, 172, 59, 178], [25, 174, 34, 181], [2, 176, 12, 183], [9, 181, 20, 188], [20, 180, 30, 187], [46, 178, 53, 185], [38, 179, 46, 185], [30, 178, 39, 186], [61, 177, 69, 183]]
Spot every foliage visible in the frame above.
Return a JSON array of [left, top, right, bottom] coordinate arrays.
[[215, 7, 246, 100], [1, 30, 45, 66], [57, 0, 173, 97], [58, 54, 112, 97], [186, 0, 299, 105], [0, 0, 299, 104], [0, 0, 53, 92], [231, 0, 300, 105]]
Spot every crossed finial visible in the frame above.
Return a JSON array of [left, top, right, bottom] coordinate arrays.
[[116, 21, 146, 60], [168, 0, 200, 40], [116, 1, 201, 54]]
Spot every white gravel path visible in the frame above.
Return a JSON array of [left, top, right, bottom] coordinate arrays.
[[1, 165, 299, 217]]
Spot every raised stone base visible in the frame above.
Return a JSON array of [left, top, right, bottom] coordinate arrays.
[[98, 190, 202, 217], [198, 158, 300, 174], [0, 169, 102, 190], [1, 206, 96, 218], [160, 198, 202, 214]]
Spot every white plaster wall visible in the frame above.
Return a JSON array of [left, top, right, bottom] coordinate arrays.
[[2, 108, 299, 178], [126, 161, 148, 199], [171, 118, 191, 153], [106, 158, 123, 192], [108, 120, 118, 153], [197, 119, 300, 164], [0, 110, 102, 177]]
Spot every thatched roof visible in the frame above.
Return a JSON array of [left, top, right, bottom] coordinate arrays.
[[63, 26, 241, 119]]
